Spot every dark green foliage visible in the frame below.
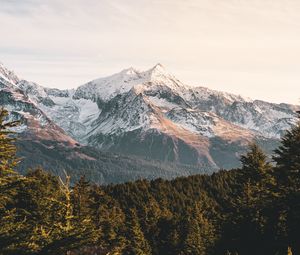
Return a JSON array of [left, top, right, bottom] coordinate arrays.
[[0, 169, 100, 255], [0, 108, 20, 176], [179, 202, 216, 255], [273, 117, 300, 191], [1, 109, 300, 254], [123, 209, 152, 255], [272, 117, 300, 253], [241, 143, 271, 174], [16, 139, 214, 184]]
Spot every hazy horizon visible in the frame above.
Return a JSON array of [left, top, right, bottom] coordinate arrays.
[[1, 0, 300, 104]]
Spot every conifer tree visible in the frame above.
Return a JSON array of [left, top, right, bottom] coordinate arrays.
[[155, 216, 180, 255], [26, 171, 98, 255], [0, 108, 25, 254], [273, 112, 300, 255], [240, 143, 276, 202], [273, 112, 300, 191], [228, 144, 276, 254], [241, 143, 272, 179], [0, 108, 20, 176], [72, 176, 91, 220], [89, 185, 125, 252], [123, 209, 152, 255], [180, 202, 216, 255]]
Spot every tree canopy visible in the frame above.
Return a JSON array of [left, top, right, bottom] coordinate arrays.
[[1, 108, 300, 254]]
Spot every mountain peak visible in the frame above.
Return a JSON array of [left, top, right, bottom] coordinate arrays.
[[152, 63, 165, 71], [120, 66, 138, 76], [143, 63, 189, 91], [148, 63, 168, 76], [74, 63, 188, 102], [0, 62, 20, 85]]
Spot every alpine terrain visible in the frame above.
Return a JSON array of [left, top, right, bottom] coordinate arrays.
[[0, 62, 298, 181]]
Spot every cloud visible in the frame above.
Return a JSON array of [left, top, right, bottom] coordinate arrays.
[[0, 0, 38, 14], [0, 0, 300, 104]]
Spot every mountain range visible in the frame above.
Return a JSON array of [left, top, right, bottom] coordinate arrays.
[[0, 62, 298, 183]]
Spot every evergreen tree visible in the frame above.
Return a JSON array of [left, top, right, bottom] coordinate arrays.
[[0, 108, 20, 176], [155, 216, 180, 255], [0, 108, 26, 254], [180, 202, 216, 255], [72, 176, 91, 220], [89, 185, 125, 252], [2, 108, 300, 254], [236, 143, 275, 215], [0, 169, 99, 255], [226, 144, 276, 254], [241, 143, 272, 179], [273, 113, 300, 191], [123, 209, 152, 255], [273, 113, 300, 254], [38, 172, 99, 255]]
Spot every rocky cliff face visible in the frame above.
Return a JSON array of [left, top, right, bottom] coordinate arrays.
[[0, 63, 212, 183], [1, 62, 298, 171]]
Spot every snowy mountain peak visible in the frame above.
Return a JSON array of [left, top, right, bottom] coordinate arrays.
[[73, 64, 188, 102], [142, 64, 189, 91], [150, 63, 166, 72], [146, 63, 172, 79], [120, 67, 139, 76], [0, 62, 20, 85], [2, 61, 299, 170]]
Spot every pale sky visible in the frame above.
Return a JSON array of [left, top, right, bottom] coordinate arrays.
[[1, 0, 300, 104]]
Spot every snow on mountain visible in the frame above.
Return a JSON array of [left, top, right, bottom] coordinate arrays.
[[0, 62, 20, 86], [73, 63, 188, 102], [1, 62, 298, 169], [0, 66, 77, 145]]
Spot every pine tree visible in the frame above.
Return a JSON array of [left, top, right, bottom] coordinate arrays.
[[123, 209, 152, 255], [273, 112, 300, 255], [180, 202, 216, 255], [89, 185, 125, 252], [240, 143, 277, 202], [72, 176, 91, 220], [40, 172, 99, 254], [0, 108, 25, 254], [228, 143, 276, 254], [10, 170, 99, 255], [241, 143, 272, 179], [273, 113, 300, 191], [156, 216, 180, 255], [0, 108, 20, 176]]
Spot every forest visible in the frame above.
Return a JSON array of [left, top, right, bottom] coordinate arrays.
[[1, 107, 300, 255]]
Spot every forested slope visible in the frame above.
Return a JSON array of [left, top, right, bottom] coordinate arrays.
[[1, 109, 300, 254]]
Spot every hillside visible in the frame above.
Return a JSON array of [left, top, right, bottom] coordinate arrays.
[[4, 62, 298, 169], [0, 62, 212, 183]]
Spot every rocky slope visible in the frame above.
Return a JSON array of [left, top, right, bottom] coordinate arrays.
[[0, 62, 213, 183], [5, 62, 298, 170]]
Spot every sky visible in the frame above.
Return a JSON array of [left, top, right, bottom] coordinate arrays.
[[0, 0, 300, 104]]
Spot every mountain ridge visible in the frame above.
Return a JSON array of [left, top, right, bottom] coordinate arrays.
[[1, 63, 214, 184], [1, 62, 298, 171]]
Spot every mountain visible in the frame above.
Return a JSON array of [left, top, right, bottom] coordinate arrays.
[[0, 63, 76, 144], [0, 62, 213, 183], [9, 62, 298, 170]]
